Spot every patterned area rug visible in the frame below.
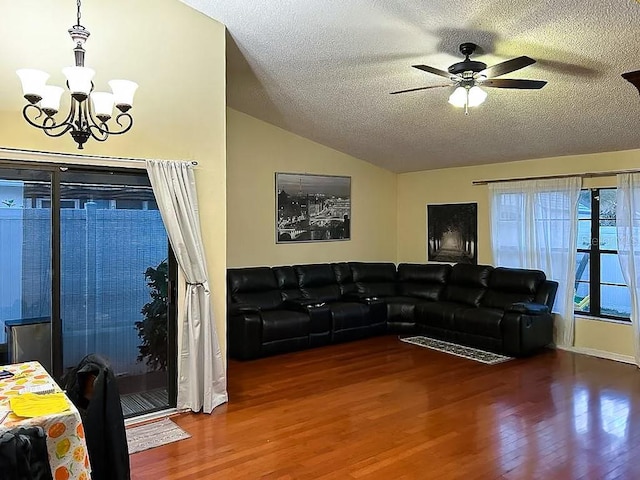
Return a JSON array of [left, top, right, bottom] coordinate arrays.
[[126, 418, 191, 454], [400, 336, 514, 365]]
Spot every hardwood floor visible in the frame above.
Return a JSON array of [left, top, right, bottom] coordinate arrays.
[[130, 336, 640, 479]]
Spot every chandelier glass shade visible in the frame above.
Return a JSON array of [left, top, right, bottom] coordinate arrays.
[[16, 1, 138, 149]]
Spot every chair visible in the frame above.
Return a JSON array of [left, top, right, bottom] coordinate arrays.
[[0, 426, 53, 480], [64, 354, 131, 480]]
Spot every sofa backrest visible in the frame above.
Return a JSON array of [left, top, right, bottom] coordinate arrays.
[[445, 264, 493, 307], [482, 267, 546, 310], [227, 267, 283, 310], [332, 262, 357, 296], [294, 264, 342, 302], [273, 266, 302, 301], [227, 263, 557, 312], [397, 263, 451, 301], [349, 262, 397, 297]]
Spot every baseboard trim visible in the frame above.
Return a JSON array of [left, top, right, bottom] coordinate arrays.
[[557, 345, 636, 365]]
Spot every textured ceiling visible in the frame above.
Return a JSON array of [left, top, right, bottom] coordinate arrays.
[[188, 1, 639, 172]]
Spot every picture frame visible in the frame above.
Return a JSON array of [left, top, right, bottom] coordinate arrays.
[[276, 173, 351, 243], [426, 202, 477, 264]]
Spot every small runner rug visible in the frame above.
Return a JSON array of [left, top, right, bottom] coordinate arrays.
[[400, 336, 514, 365], [127, 418, 191, 454]]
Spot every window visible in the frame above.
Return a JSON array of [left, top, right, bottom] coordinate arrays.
[[575, 188, 631, 319], [36, 198, 79, 209]]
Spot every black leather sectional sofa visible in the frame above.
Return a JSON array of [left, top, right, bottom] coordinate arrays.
[[227, 262, 558, 360]]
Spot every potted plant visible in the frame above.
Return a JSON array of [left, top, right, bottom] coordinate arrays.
[[136, 260, 168, 371]]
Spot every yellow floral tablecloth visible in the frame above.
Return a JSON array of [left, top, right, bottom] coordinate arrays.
[[0, 361, 91, 480]]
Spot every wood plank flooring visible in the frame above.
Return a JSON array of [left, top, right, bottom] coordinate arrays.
[[130, 336, 640, 479]]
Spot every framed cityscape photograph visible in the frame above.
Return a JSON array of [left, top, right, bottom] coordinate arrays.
[[427, 202, 477, 264], [276, 173, 351, 243]]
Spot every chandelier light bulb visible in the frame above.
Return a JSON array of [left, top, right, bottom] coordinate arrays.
[[16, 69, 50, 103], [40, 86, 65, 116], [62, 66, 96, 99], [108, 80, 138, 112], [91, 92, 115, 121]]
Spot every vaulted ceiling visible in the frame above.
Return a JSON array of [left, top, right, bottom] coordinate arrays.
[[183, 0, 640, 173]]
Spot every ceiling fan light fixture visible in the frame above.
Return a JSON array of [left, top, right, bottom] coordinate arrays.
[[448, 86, 467, 108], [448, 85, 487, 110], [467, 86, 487, 107]]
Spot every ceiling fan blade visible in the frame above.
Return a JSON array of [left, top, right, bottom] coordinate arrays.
[[481, 79, 547, 89], [479, 56, 536, 78], [390, 84, 452, 95], [412, 64, 457, 80], [622, 70, 640, 94]]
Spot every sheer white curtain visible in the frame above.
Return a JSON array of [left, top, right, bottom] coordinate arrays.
[[146, 160, 228, 413], [489, 177, 581, 347], [615, 173, 640, 366]]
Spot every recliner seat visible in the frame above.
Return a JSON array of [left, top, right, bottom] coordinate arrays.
[[227, 267, 310, 359], [386, 263, 452, 332]]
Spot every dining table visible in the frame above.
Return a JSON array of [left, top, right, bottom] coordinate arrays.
[[0, 360, 92, 480]]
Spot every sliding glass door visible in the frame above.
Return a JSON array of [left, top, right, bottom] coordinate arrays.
[[58, 169, 176, 416], [0, 168, 52, 370], [0, 163, 176, 417]]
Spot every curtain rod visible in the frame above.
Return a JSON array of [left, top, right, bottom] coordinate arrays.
[[0, 146, 198, 165], [472, 169, 640, 186]]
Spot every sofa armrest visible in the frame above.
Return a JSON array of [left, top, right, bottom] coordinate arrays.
[[282, 299, 332, 338], [343, 293, 381, 303], [507, 302, 549, 315], [229, 303, 260, 316], [227, 308, 262, 360], [502, 308, 553, 356], [284, 298, 326, 311]]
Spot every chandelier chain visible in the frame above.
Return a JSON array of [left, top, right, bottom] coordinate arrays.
[[76, 0, 82, 26]]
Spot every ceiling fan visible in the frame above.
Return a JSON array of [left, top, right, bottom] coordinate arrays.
[[391, 42, 547, 114]]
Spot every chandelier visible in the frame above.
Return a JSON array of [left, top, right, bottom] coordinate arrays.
[[16, 0, 138, 149]]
